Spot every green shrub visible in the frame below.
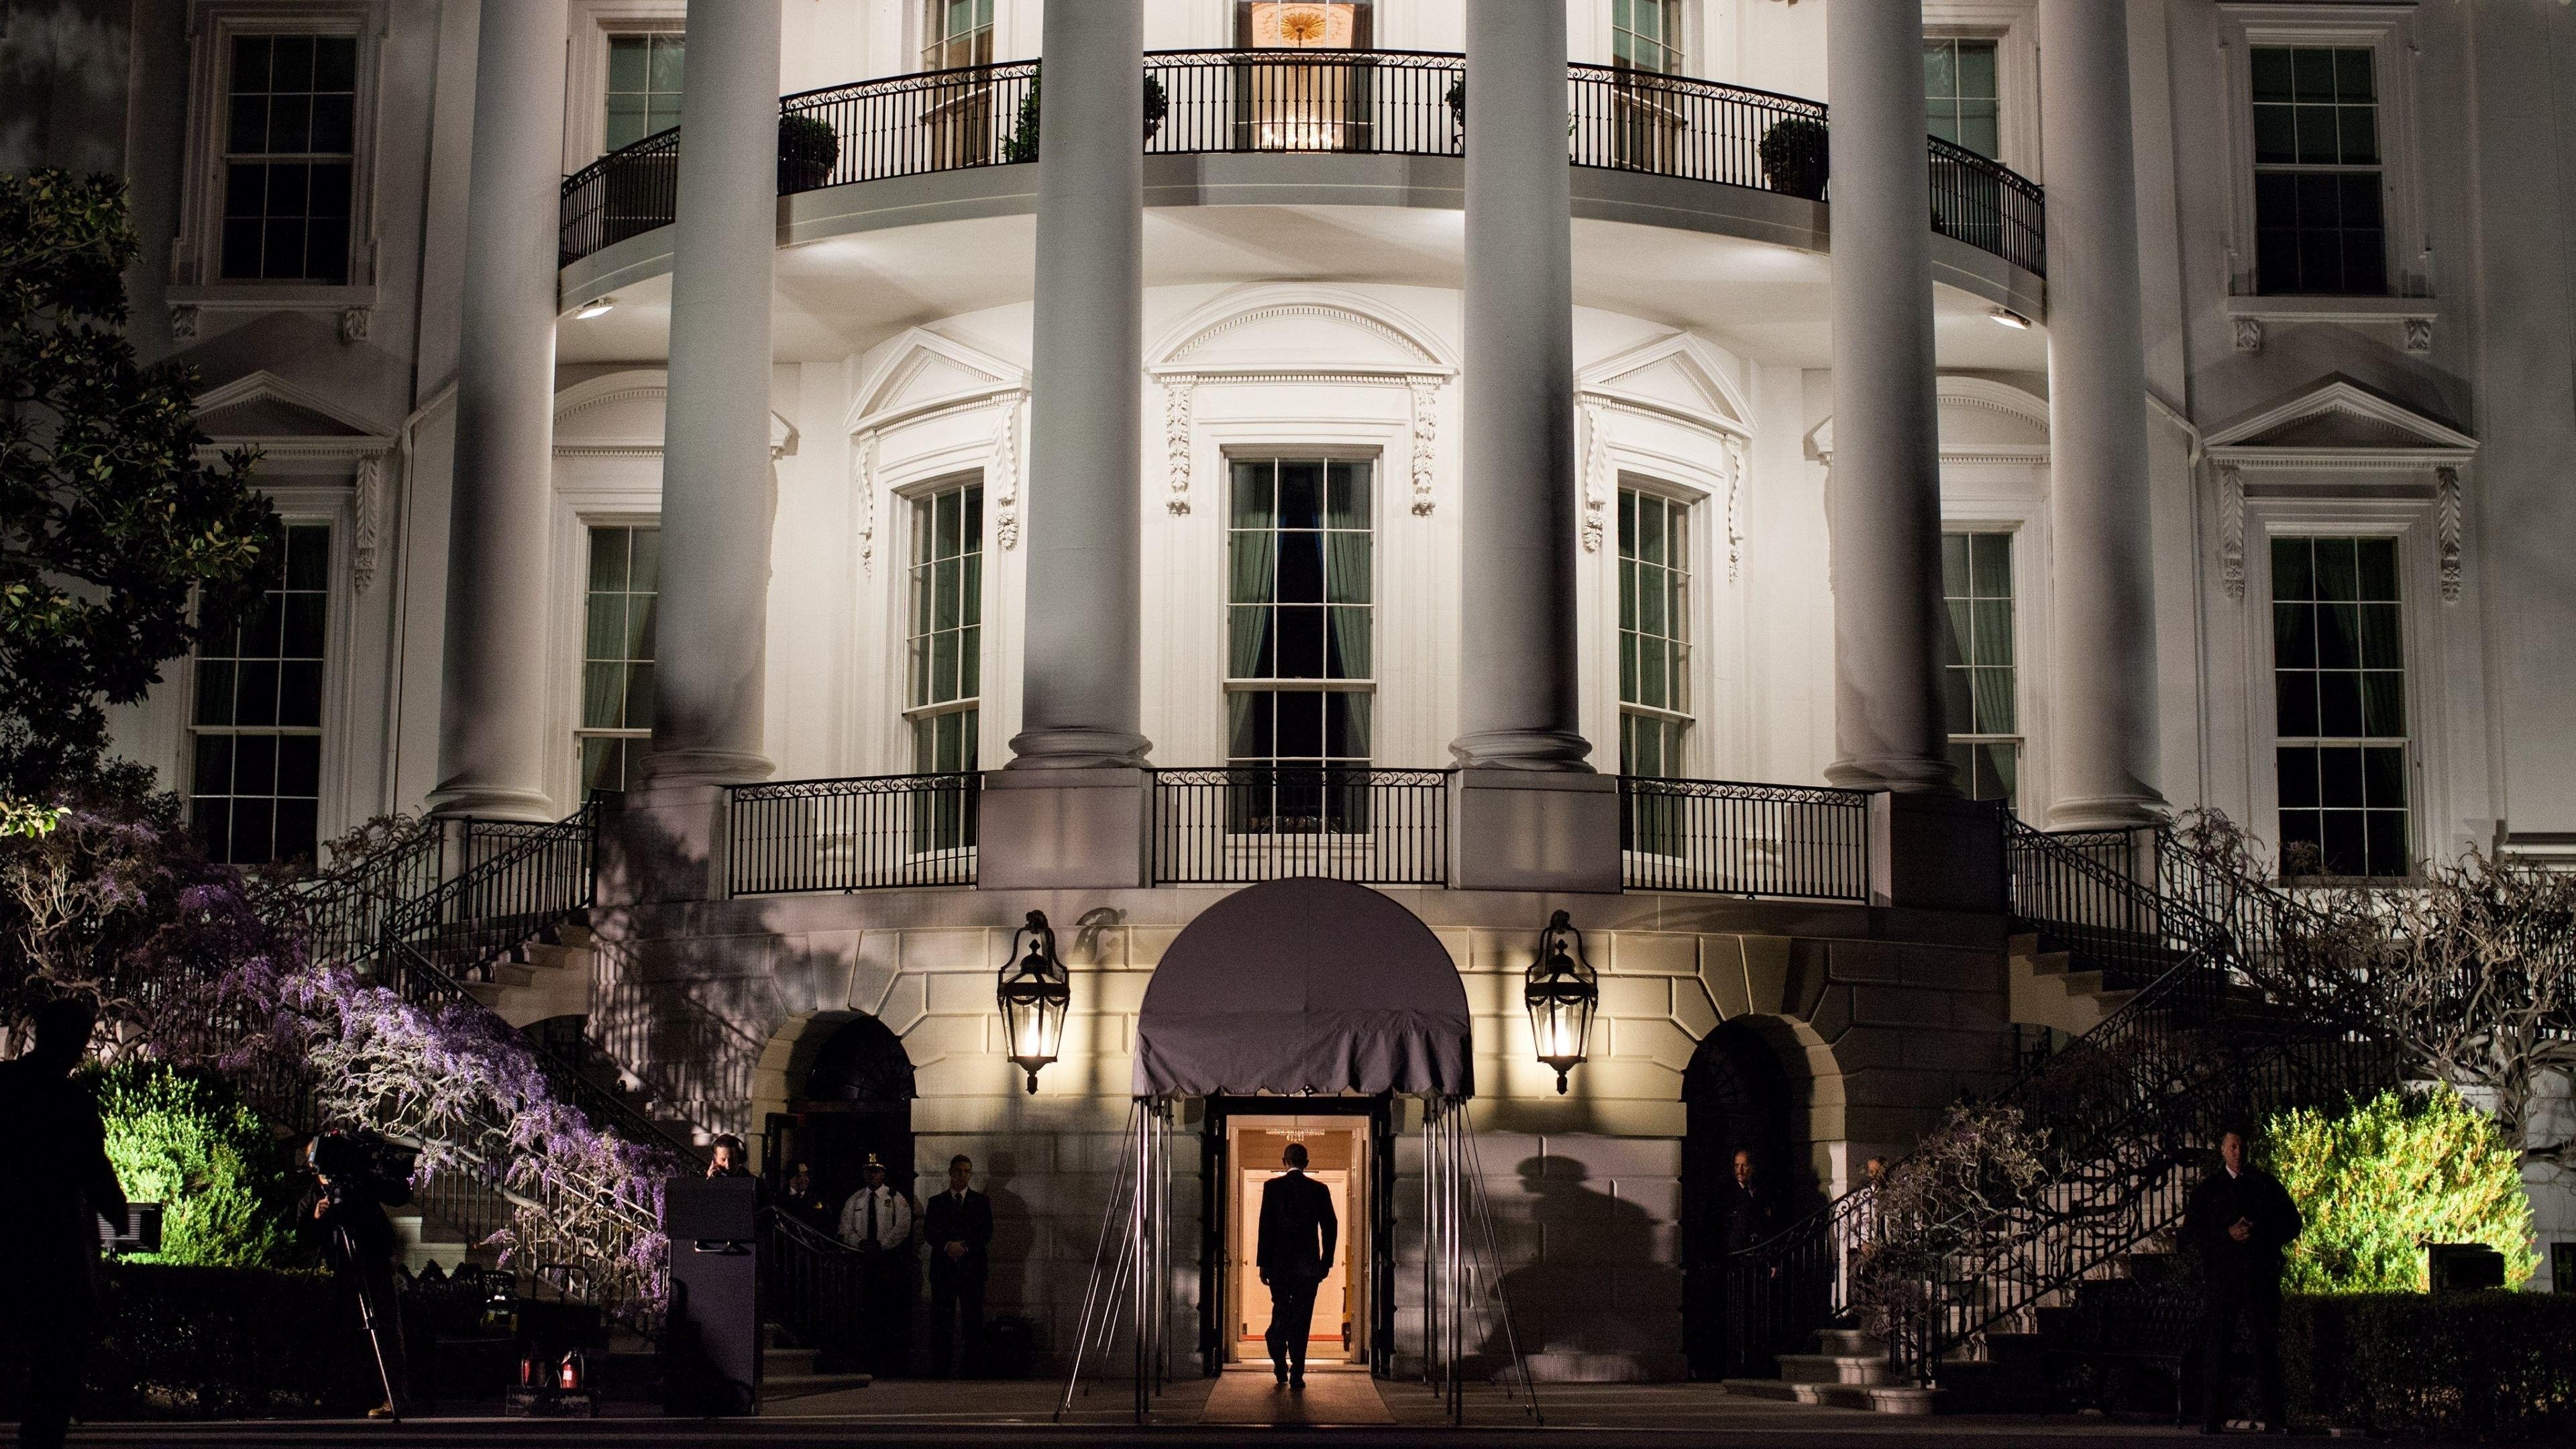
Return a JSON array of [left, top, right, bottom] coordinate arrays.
[[2284, 1292, 2576, 1440], [2265, 1084, 2538, 1293], [93, 1061, 298, 1269]]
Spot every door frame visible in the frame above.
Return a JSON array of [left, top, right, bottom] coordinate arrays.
[[1198, 1093, 1397, 1377]]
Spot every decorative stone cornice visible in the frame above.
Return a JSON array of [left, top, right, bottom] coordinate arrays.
[[2435, 466, 2463, 604], [2218, 463, 2247, 602], [1407, 377, 1439, 517], [989, 395, 1022, 550], [1579, 397, 1609, 554], [1162, 377, 1195, 516]]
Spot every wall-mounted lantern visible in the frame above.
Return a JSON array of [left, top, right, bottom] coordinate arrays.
[[997, 910, 1070, 1094], [1524, 910, 1599, 1095]]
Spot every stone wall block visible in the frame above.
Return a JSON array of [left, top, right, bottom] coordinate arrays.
[[1825, 939, 1904, 984], [1670, 977, 1720, 1042], [1611, 1177, 1685, 1221], [876, 974, 931, 1036], [1607, 931, 1697, 977], [1847, 983, 1958, 1027], [1536, 1134, 1681, 1179], [898, 926, 1003, 973], [926, 969, 1003, 1017], [1608, 1016, 1697, 1073], [1596, 975, 1672, 1021]]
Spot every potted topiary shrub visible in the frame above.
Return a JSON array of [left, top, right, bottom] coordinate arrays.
[[1760, 115, 1828, 200], [1004, 74, 1169, 164], [778, 112, 841, 193]]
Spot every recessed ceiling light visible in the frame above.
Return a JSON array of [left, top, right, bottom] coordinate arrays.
[[1988, 308, 2031, 330], [574, 296, 616, 320]]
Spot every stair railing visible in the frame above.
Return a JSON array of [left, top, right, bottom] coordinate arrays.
[[1731, 818, 2390, 1387]]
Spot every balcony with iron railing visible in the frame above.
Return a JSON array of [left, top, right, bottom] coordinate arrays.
[[720, 766, 1889, 901], [559, 50, 2043, 281]]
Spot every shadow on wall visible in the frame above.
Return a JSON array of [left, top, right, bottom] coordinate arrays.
[[1481, 1155, 1680, 1369], [582, 795, 861, 1142]]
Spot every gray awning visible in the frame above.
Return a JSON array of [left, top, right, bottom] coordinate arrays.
[[1133, 877, 1473, 1099]]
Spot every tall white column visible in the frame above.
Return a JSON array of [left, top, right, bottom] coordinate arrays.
[[1451, 0, 1587, 773], [979, 0, 1150, 889], [430, 0, 568, 821], [1446, 0, 1618, 893], [645, 0, 780, 787], [2039, 0, 2164, 828], [1823, 0, 1955, 796], [1004, 0, 1149, 771]]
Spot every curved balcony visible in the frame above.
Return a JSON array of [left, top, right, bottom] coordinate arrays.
[[558, 49, 2044, 280]]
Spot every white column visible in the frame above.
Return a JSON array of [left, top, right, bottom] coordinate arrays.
[[1004, 0, 1150, 771], [1823, 0, 1954, 795], [1450, 0, 1588, 773], [645, 0, 780, 787], [430, 0, 568, 820], [2039, 0, 2164, 828], [1445, 0, 1618, 894], [978, 0, 1150, 890]]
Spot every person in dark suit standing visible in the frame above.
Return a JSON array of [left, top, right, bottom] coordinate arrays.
[[2182, 1127, 2303, 1435], [921, 1154, 992, 1377], [1717, 1149, 1782, 1377], [1256, 1142, 1338, 1391], [0, 998, 126, 1449]]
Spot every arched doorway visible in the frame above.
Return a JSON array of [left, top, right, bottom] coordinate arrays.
[[1679, 1018, 1794, 1379], [762, 1013, 916, 1218], [1130, 877, 1472, 1381]]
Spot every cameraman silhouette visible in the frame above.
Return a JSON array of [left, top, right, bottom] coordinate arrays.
[[297, 1130, 413, 1418], [0, 998, 126, 1449]]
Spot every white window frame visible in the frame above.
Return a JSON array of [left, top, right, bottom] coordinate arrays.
[[1925, 0, 2039, 180], [170, 1, 388, 316], [574, 521, 661, 796], [180, 500, 354, 864], [2239, 496, 2441, 883], [566, 1, 688, 169], [1613, 473, 1700, 779], [900, 470, 987, 775], [1936, 525, 2026, 804], [1217, 447, 1383, 771], [2216, 3, 2427, 301]]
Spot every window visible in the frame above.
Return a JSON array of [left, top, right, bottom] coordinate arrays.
[[1227, 458, 1372, 833], [2251, 46, 2384, 296], [1619, 488, 1691, 779], [908, 481, 983, 776], [1612, 0, 1683, 74], [2272, 537, 2409, 877], [923, 0, 995, 70], [579, 527, 659, 795], [1240, 2, 1368, 49], [604, 34, 684, 150], [906, 482, 981, 851], [219, 35, 357, 282], [1924, 38, 2000, 160], [190, 524, 329, 864], [1939, 531, 2018, 804]]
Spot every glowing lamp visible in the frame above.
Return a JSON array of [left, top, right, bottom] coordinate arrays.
[[997, 910, 1070, 1093], [1523, 910, 1599, 1095]]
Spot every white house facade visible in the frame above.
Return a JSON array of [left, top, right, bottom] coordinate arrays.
[[11, 0, 2575, 1384]]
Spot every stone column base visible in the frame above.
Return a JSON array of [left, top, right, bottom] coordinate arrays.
[[1448, 769, 1622, 894], [597, 781, 729, 906], [1870, 792, 2007, 913], [977, 767, 1151, 890]]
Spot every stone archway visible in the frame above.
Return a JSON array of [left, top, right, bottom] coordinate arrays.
[[751, 1010, 916, 1211], [1678, 1017, 1798, 1379]]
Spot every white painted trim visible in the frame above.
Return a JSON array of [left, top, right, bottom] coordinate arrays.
[[564, 0, 688, 171], [1147, 283, 1460, 371], [1925, 0, 2042, 182]]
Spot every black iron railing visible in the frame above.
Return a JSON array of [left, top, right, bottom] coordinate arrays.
[[1727, 819, 2390, 1387], [1144, 47, 1463, 156], [555, 52, 2045, 278], [558, 125, 679, 266], [1617, 776, 1873, 902], [726, 773, 981, 896], [762, 1208, 873, 1366], [2006, 824, 2174, 991], [1150, 766, 1448, 885], [782, 60, 1041, 189]]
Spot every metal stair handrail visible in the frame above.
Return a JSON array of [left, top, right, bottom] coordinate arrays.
[[1728, 817, 2387, 1386]]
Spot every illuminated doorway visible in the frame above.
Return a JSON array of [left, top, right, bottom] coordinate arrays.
[[1201, 1096, 1395, 1375]]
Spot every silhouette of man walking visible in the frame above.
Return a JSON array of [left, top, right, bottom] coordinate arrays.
[[0, 998, 127, 1449], [1256, 1142, 1337, 1391]]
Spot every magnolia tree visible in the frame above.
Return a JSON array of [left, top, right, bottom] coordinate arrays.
[[2167, 810, 2576, 1174]]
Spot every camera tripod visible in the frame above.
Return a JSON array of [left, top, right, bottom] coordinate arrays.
[[335, 1223, 407, 1424]]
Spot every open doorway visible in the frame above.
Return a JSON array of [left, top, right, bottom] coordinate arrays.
[[1200, 1095, 1395, 1377], [761, 1013, 916, 1216]]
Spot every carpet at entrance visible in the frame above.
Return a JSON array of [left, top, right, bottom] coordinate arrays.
[[1197, 1368, 1395, 1425]]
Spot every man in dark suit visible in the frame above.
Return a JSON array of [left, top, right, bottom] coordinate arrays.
[[1719, 1149, 1782, 1377], [2182, 1127, 2303, 1435], [0, 998, 126, 1449], [921, 1153, 993, 1377], [1256, 1142, 1338, 1391]]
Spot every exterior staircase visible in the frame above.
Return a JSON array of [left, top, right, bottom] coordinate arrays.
[[1720, 820, 2391, 1416]]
